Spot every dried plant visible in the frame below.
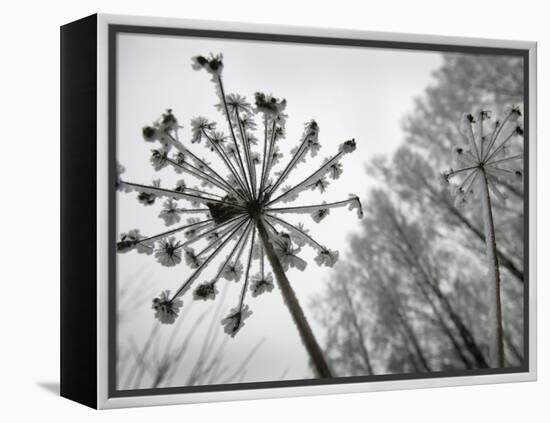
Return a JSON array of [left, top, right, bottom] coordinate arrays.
[[442, 107, 524, 367], [116, 53, 363, 378]]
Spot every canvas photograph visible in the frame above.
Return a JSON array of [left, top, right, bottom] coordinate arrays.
[[111, 28, 527, 395]]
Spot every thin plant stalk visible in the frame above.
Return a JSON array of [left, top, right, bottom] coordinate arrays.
[[480, 168, 505, 367], [255, 217, 332, 378]]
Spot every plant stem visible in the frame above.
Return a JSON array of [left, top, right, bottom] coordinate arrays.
[[255, 217, 332, 378], [480, 169, 505, 368]]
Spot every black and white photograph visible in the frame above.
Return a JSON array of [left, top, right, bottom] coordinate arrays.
[[112, 28, 528, 394]]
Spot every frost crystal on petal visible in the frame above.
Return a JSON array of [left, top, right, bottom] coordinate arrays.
[[174, 179, 186, 192]]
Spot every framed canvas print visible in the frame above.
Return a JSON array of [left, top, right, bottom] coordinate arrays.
[[60, 14, 537, 409]]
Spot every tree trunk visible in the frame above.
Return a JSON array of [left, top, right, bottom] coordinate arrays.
[[341, 280, 374, 375], [255, 218, 333, 378], [480, 170, 505, 368], [415, 278, 473, 368], [388, 219, 488, 368]]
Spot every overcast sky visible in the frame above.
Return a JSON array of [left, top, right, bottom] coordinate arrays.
[[115, 31, 443, 388]]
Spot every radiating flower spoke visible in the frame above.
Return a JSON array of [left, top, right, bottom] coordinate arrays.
[[193, 220, 253, 301], [215, 76, 253, 197], [221, 228, 256, 337], [119, 180, 245, 209], [267, 120, 320, 196], [117, 218, 214, 253], [167, 147, 240, 196], [194, 216, 249, 259], [223, 224, 253, 282], [200, 128, 250, 199], [159, 199, 210, 226]]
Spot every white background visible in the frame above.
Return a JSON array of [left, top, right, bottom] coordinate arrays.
[[0, 0, 547, 421]]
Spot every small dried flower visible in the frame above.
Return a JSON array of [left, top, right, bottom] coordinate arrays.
[[339, 139, 357, 153], [190, 116, 216, 144], [117, 229, 153, 255], [152, 290, 183, 324], [216, 94, 252, 115], [223, 260, 243, 281], [254, 92, 287, 117], [184, 247, 203, 269], [159, 199, 180, 226], [155, 236, 182, 267], [193, 281, 218, 301]]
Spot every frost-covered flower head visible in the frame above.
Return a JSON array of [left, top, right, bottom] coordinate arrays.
[[442, 107, 524, 207], [116, 53, 363, 336]]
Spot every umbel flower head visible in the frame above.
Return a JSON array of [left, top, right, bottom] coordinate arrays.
[[116, 53, 363, 338], [442, 106, 523, 368], [442, 107, 524, 207]]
